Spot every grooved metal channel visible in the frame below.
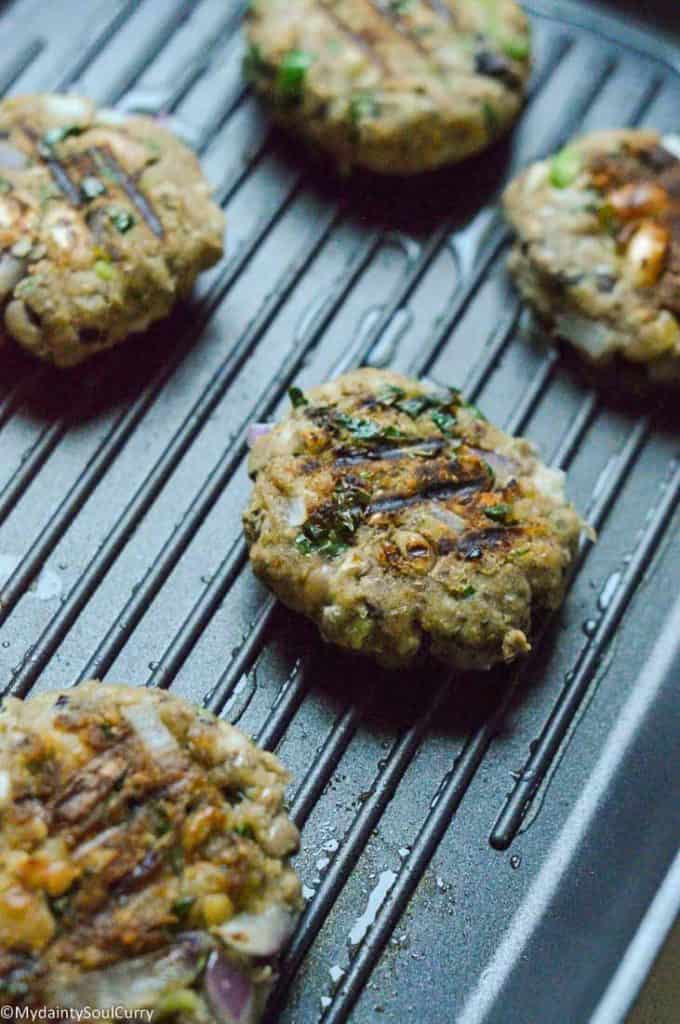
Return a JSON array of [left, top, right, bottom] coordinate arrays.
[[1, 2, 679, 1022]]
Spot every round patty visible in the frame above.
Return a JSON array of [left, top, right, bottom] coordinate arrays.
[[244, 0, 531, 174], [243, 369, 583, 671], [0, 93, 224, 366], [503, 129, 680, 384], [0, 681, 301, 1018]]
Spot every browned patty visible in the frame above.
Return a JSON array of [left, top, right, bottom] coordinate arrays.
[[0, 94, 224, 366], [0, 682, 300, 1017], [245, 0, 531, 173]]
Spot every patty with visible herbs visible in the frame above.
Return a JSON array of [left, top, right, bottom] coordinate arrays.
[[0, 682, 301, 1020], [503, 129, 680, 384], [243, 369, 583, 671], [244, 0, 531, 174], [0, 94, 224, 366]]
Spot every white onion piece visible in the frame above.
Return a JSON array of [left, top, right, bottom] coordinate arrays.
[[533, 464, 566, 503], [43, 93, 91, 122], [0, 140, 28, 170], [554, 312, 614, 361], [465, 447, 519, 487], [661, 134, 680, 160], [0, 254, 25, 299], [431, 506, 465, 532], [204, 951, 256, 1024], [122, 702, 180, 760], [246, 423, 272, 448], [285, 495, 306, 527], [0, 770, 11, 809], [216, 905, 296, 957], [96, 107, 130, 126]]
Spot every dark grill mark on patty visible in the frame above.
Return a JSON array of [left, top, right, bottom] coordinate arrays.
[[453, 526, 518, 560], [366, 0, 431, 58], [317, 0, 387, 72], [474, 48, 522, 91], [94, 146, 164, 238], [21, 123, 82, 206], [368, 475, 486, 515], [422, 0, 457, 25], [335, 438, 447, 464]]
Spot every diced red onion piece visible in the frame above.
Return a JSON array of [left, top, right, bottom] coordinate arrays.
[[216, 905, 296, 957], [247, 423, 272, 448], [204, 951, 256, 1024], [0, 141, 28, 170]]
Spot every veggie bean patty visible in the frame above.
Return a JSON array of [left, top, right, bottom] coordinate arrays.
[[243, 369, 583, 671], [503, 129, 680, 384], [0, 682, 301, 1019], [0, 94, 224, 366], [244, 0, 531, 174]]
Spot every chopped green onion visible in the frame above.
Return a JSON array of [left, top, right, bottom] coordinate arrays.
[[550, 146, 582, 189], [500, 34, 530, 60], [276, 49, 313, 104], [94, 259, 114, 281], [484, 503, 514, 523]]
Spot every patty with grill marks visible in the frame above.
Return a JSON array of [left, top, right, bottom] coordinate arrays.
[[0, 682, 301, 1019], [243, 369, 584, 671], [504, 129, 680, 384], [0, 94, 224, 366], [244, 0, 531, 174]]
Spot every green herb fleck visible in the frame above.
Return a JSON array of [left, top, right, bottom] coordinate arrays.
[[484, 503, 514, 523], [376, 384, 406, 405], [276, 49, 313, 104], [499, 33, 530, 60], [349, 92, 380, 125], [244, 42, 269, 80], [80, 175, 106, 202], [234, 822, 255, 839], [482, 101, 500, 139], [153, 805, 172, 836], [0, 176, 11, 194], [171, 895, 196, 920], [389, 0, 414, 10], [456, 584, 476, 599], [108, 206, 135, 233], [296, 477, 370, 559], [167, 846, 184, 875], [550, 146, 582, 189], [39, 123, 84, 156], [334, 411, 405, 443], [431, 409, 457, 435], [289, 386, 308, 408]]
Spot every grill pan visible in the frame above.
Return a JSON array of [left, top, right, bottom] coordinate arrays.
[[0, 1, 679, 1021]]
